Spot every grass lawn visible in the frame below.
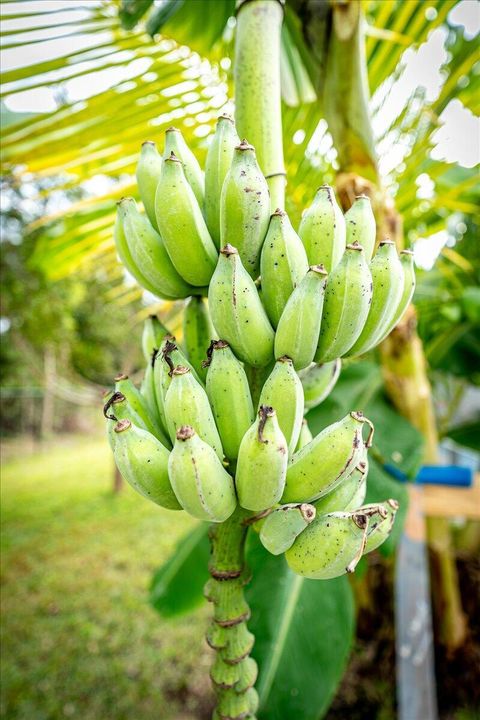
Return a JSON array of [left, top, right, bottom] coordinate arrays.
[[1, 434, 214, 720]]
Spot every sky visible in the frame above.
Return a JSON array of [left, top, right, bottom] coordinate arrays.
[[1, 0, 479, 271]]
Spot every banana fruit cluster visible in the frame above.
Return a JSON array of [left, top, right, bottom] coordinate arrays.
[[106, 116, 414, 579]]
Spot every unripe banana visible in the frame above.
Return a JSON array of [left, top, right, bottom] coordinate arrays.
[[112, 419, 181, 510], [183, 296, 216, 382], [260, 209, 309, 327], [136, 140, 162, 230], [204, 340, 254, 461], [258, 356, 304, 455], [299, 359, 341, 409], [168, 426, 236, 522], [141, 315, 169, 362], [362, 499, 399, 553], [282, 411, 372, 503], [315, 243, 373, 363], [114, 202, 166, 297], [205, 114, 240, 248], [274, 264, 328, 370], [119, 197, 193, 299], [104, 389, 148, 432], [140, 355, 169, 441], [314, 454, 368, 515], [114, 373, 165, 441], [220, 140, 270, 278], [344, 195, 376, 262], [259, 503, 316, 555], [163, 126, 204, 207], [153, 336, 201, 432], [164, 365, 223, 459], [298, 185, 346, 271], [285, 509, 370, 579], [155, 153, 217, 286], [295, 418, 313, 451], [236, 406, 288, 511], [377, 249, 416, 341], [347, 240, 404, 357], [208, 245, 274, 367]]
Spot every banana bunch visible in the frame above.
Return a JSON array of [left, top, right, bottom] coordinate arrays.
[[106, 115, 415, 576]]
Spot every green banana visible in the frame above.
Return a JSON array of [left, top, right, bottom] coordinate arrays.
[[112, 419, 181, 510], [114, 373, 165, 441], [155, 152, 217, 286], [260, 209, 309, 327], [315, 242, 373, 363], [377, 248, 416, 341], [183, 296, 216, 382], [152, 335, 201, 433], [141, 314, 169, 362], [259, 503, 316, 555], [298, 185, 346, 271], [258, 356, 304, 455], [168, 425, 236, 522], [285, 509, 370, 579], [136, 140, 162, 230], [236, 406, 288, 511], [274, 264, 328, 370], [114, 201, 168, 297], [347, 240, 404, 357], [208, 244, 274, 367], [285, 500, 397, 579], [362, 499, 399, 553], [163, 126, 204, 207], [140, 354, 168, 439], [119, 197, 194, 299], [220, 140, 270, 279], [204, 340, 254, 461], [205, 114, 240, 248], [295, 419, 313, 451], [282, 411, 372, 503], [344, 195, 376, 262], [164, 365, 223, 459], [313, 454, 368, 515], [299, 359, 341, 409]]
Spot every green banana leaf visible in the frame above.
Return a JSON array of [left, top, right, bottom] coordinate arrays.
[[246, 531, 355, 720], [149, 521, 210, 617]]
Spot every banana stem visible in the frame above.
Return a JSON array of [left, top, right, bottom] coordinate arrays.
[[234, 0, 286, 210], [205, 507, 258, 719]]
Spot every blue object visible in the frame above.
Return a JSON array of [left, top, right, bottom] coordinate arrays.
[[383, 464, 473, 488]]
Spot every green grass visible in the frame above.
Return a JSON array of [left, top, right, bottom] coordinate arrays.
[[1, 435, 214, 720]]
